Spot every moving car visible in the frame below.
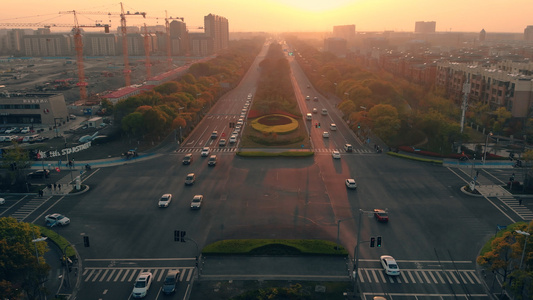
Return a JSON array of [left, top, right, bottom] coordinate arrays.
[[229, 135, 237, 144], [321, 108, 328, 115], [312, 108, 318, 114], [158, 194, 172, 208], [330, 123, 337, 131], [211, 131, 218, 139], [0, 198, 5, 205], [322, 131, 329, 138], [306, 113, 312, 120], [182, 153, 193, 165], [185, 173, 195, 185], [190, 195, 203, 209], [313, 96, 319, 101], [27, 169, 50, 179], [305, 95, 311, 100], [208, 155, 217, 166], [374, 209, 389, 222], [201, 147, 210, 157], [380, 255, 400, 276], [332, 151, 341, 159], [45, 213, 70, 226], [162, 270, 180, 294], [219, 138, 227, 146], [132, 272, 152, 298], [345, 179, 357, 189], [344, 144, 353, 152]]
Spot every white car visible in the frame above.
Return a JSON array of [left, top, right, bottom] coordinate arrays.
[[191, 195, 203, 209], [345, 179, 357, 189], [322, 131, 329, 138], [132, 272, 152, 298], [45, 213, 70, 226], [380, 255, 400, 276], [201, 147, 210, 157], [229, 135, 237, 144], [330, 124, 337, 131], [0, 198, 5, 205], [158, 194, 172, 208], [20, 127, 31, 134], [332, 151, 341, 159]]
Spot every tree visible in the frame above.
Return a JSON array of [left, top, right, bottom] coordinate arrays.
[[367, 104, 401, 141], [0, 217, 50, 299], [1, 141, 32, 191]]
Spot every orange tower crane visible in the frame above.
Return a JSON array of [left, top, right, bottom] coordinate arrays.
[[142, 23, 151, 79], [0, 19, 109, 101], [60, 2, 146, 87]]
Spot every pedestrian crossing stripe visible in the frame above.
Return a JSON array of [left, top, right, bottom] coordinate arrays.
[[356, 268, 481, 285], [82, 267, 195, 283], [497, 196, 533, 220], [176, 148, 373, 154]]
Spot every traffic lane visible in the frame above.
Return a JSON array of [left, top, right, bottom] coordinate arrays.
[[77, 278, 189, 300], [205, 157, 338, 242]]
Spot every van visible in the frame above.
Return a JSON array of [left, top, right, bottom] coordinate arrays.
[[162, 270, 180, 294], [306, 113, 312, 120], [321, 108, 328, 115], [344, 144, 353, 152]]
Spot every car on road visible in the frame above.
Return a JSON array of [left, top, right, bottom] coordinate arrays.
[[307, 85, 310, 89], [162, 270, 180, 294], [27, 169, 50, 179], [185, 173, 195, 185], [312, 108, 318, 114], [219, 138, 227, 146], [211, 131, 218, 139], [344, 144, 353, 152], [332, 151, 341, 159], [345, 179, 357, 189], [374, 209, 389, 222], [158, 194, 172, 208], [0, 198, 5, 205], [201, 147, 210, 157], [182, 153, 193, 165], [190, 195, 203, 209], [321, 108, 328, 115], [305, 95, 310, 100], [330, 123, 337, 131], [132, 271, 152, 298], [229, 135, 237, 144], [313, 96, 319, 101], [208, 155, 217, 166], [380, 255, 400, 276], [45, 213, 70, 226], [322, 131, 329, 138]]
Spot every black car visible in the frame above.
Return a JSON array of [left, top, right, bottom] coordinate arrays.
[[162, 270, 180, 294], [27, 169, 50, 179]]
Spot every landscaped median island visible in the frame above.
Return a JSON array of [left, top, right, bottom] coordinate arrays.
[[201, 239, 348, 256]]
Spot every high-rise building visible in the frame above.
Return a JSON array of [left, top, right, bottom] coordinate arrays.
[[479, 29, 486, 42], [85, 33, 118, 56], [524, 25, 533, 41], [333, 25, 356, 41], [169, 19, 189, 56], [23, 34, 72, 57], [415, 21, 436, 33], [204, 14, 228, 53]]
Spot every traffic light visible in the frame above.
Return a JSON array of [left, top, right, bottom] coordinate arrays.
[[195, 256, 199, 267], [370, 237, 375, 247], [83, 236, 90, 247], [357, 123, 361, 129], [377, 236, 382, 247], [318, 123, 321, 128]]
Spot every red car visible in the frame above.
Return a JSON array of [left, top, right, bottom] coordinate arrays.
[[374, 209, 389, 222]]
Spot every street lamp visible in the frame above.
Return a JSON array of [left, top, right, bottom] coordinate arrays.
[[353, 209, 376, 295], [32, 236, 48, 300], [336, 217, 354, 250], [483, 132, 493, 165], [516, 229, 531, 270]]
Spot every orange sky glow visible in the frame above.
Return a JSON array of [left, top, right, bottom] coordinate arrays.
[[1, 0, 532, 33]]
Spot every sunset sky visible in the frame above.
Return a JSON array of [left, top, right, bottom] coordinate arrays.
[[1, 0, 532, 33]]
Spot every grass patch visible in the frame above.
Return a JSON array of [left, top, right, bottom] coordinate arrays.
[[479, 222, 528, 256], [32, 224, 76, 258], [387, 151, 443, 164], [241, 119, 310, 149], [202, 239, 348, 256]]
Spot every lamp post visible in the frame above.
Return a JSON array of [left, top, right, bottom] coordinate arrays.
[[336, 217, 354, 250], [353, 209, 375, 296], [483, 132, 493, 165], [516, 229, 531, 270], [32, 236, 48, 300]]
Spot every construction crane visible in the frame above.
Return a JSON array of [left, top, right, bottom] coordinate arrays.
[[60, 2, 146, 87], [142, 23, 151, 79], [0, 18, 109, 101]]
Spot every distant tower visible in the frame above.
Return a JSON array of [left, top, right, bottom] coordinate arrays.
[[414, 21, 436, 33], [479, 29, 486, 42], [524, 25, 533, 41]]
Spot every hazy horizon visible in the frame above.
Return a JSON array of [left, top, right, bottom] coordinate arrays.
[[1, 0, 532, 34]]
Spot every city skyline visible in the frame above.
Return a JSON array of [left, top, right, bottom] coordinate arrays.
[[1, 0, 532, 33]]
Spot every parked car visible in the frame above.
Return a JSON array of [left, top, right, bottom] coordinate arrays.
[[374, 209, 389, 222], [27, 169, 50, 179], [20, 127, 31, 134], [158, 194, 172, 208], [0, 198, 5, 205], [201, 147, 210, 157], [182, 153, 193, 165], [132, 272, 153, 298], [380, 255, 400, 276], [45, 213, 70, 226], [162, 270, 180, 294], [190, 195, 203, 209], [185, 173, 195, 185], [345, 179, 357, 189]]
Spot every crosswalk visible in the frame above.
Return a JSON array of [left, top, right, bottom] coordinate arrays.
[[82, 267, 195, 283], [176, 147, 373, 154], [498, 196, 533, 220], [357, 268, 481, 285], [9, 196, 50, 222]]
